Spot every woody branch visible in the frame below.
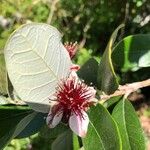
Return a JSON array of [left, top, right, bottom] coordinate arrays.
[[100, 79, 150, 101]]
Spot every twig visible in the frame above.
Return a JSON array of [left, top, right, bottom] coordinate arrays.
[[118, 2, 129, 41], [47, 0, 59, 24], [78, 18, 93, 49], [100, 79, 150, 102]]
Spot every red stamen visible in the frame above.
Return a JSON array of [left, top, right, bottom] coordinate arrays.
[[52, 77, 95, 122]]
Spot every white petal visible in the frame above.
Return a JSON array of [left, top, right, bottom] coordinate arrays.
[[89, 86, 96, 96], [87, 86, 96, 98], [46, 111, 63, 128], [69, 111, 89, 137]]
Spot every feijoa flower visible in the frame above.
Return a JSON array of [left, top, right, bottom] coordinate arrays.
[[46, 71, 97, 137]]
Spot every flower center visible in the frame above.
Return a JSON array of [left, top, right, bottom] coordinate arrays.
[[52, 77, 95, 122]]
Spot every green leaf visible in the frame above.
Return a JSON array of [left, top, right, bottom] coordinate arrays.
[[40, 123, 68, 139], [83, 104, 122, 150], [16, 112, 46, 138], [112, 34, 150, 72], [12, 112, 37, 138], [73, 134, 80, 150], [112, 99, 146, 150], [0, 105, 34, 149], [0, 53, 7, 95], [77, 58, 98, 86], [103, 96, 122, 108], [97, 24, 124, 94], [51, 130, 73, 150]]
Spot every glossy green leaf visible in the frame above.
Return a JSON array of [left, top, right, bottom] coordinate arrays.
[[83, 104, 121, 150], [103, 96, 122, 108], [77, 58, 98, 86], [4, 23, 72, 113], [112, 34, 150, 72], [0, 53, 7, 95], [16, 112, 46, 138], [0, 105, 34, 149], [112, 99, 146, 150], [51, 130, 73, 150], [97, 24, 124, 94], [12, 112, 37, 138], [73, 134, 80, 150]]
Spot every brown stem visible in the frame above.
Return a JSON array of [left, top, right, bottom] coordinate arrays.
[[100, 79, 150, 101]]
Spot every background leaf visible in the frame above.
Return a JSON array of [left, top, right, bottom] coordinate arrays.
[[4, 23, 72, 113], [51, 130, 73, 150], [83, 104, 121, 150], [0, 105, 34, 149], [40, 123, 68, 140], [16, 112, 46, 138], [112, 34, 150, 72], [112, 99, 146, 150], [97, 24, 124, 94], [77, 58, 98, 86]]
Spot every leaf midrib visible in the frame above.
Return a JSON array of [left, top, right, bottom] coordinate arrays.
[[122, 99, 131, 150], [89, 120, 105, 150]]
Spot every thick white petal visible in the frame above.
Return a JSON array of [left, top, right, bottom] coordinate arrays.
[[69, 111, 89, 137], [46, 111, 63, 128]]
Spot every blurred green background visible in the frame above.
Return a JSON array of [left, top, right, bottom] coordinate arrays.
[[0, 0, 149, 149], [0, 0, 149, 64]]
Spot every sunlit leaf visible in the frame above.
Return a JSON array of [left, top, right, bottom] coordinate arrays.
[[83, 104, 121, 150], [73, 134, 80, 150], [4, 23, 72, 112], [112, 99, 146, 150], [97, 24, 124, 94], [112, 34, 150, 71]]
